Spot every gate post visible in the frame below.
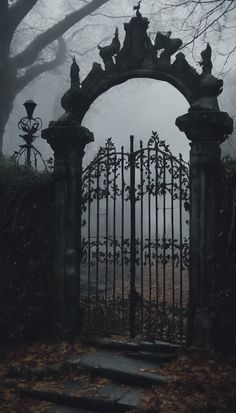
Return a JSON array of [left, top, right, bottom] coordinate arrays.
[[176, 110, 233, 350], [42, 114, 94, 335]]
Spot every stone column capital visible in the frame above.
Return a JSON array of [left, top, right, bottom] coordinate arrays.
[[41, 113, 94, 155], [176, 110, 233, 143]]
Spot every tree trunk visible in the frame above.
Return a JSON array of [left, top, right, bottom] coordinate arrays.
[[0, 92, 14, 154], [0, 0, 111, 153], [0, 51, 17, 154]]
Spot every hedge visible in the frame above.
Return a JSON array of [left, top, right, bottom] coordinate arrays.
[[0, 160, 54, 342]]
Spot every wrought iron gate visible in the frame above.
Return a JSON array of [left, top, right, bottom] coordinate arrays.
[[80, 132, 189, 343]]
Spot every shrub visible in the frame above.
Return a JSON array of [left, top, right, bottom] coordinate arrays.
[[0, 161, 54, 342]]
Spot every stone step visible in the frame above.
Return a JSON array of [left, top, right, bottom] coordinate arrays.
[[45, 406, 100, 413], [82, 338, 139, 352], [22, 381, 153, 413], [66, 350, 168, 387], [124, 350, 177, 363], [82, 338, 179, 354], [141, 340, 180, 354]]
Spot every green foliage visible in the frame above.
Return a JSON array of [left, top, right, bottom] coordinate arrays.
[[0, 161, 54, 342]]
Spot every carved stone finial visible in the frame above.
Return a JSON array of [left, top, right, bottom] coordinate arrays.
[[190, 44, 222, 112], [98, 27, 120, 71], [116, 11, 156, 68], [200, 43, 212, 75], [60, 10, 229, 125], [154, 31, 182, 64], [70, 56, 80, 89], [190, 74, 223, 112], [133, 1, 142, 18]]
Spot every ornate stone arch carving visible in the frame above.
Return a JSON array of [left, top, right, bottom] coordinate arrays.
[[58, 4, 223, 125]]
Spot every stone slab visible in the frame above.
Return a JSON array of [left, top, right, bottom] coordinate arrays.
[[23, 381, 146, 412], [145, 340, 180, 353], [82, 338, 139, 352], [45, 406, 99, 413], [117, 387, 142, 409], [67, 350, 168, 387], [125, 351, 177, 363], [81, 338, 179, 354]]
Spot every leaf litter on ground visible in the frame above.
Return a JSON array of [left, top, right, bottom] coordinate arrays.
[[1, 338, 236, 413]]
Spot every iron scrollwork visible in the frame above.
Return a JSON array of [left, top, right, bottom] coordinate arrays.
[[80, 132, 189, 342]]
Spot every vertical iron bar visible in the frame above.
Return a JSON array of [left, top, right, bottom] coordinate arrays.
[[88, 172, 91, 328], [130, 135, 136, 338], [163, 154, 166, 337], [76, 151, 82, 320], [155, 141, 159, 327], [105, 147, 109, 308], [121, 146, 125, 331], [113, 152, 117, 303], [96, 160, 100, 318], [179, 154, 183, 341], [26, 144, 31, 167], [171, 157, 175, 333], [34, 151, 37, 170], [148, 143, 152, 336], [140, 140, 144, 334]]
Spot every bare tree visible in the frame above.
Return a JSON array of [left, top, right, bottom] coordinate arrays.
[[0, 0, 110, 152], [152, 0, 236, 70]]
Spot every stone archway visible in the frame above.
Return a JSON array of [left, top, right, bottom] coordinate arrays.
[[60, 6, 222, 122], [42, 3, 233, 349]]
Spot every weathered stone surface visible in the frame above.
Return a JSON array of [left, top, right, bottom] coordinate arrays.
[[23, 381, 148, 412], [21, 339, 177, 412], [81, 338, 179, 354], [45, 406, 97, 413], [175, 109, 234, 351], [70, 56, 81, 89], [140, 340, 179, 353], [60, 5, 223, 125], [82, 338, 139, 352], [66, 350, 168, 387], [176, 111, 233, 143], [98, 27, 120, 71], [117, 387, 142, 410], [41, 123, 94, 334], [124, 351, 177, 363]]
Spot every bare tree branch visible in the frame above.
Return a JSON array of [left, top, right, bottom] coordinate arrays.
[[12, 0, 110, 69], [177, 0, 235, 49], [70, 35, 110, 57], [68, 23, 104, 42], [16, 37, 66, 91]]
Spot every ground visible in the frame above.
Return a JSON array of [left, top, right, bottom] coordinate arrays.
[[0, 338, 236, 413]]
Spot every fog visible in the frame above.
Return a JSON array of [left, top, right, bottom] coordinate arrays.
[[2, 0, 236, 163], [4, 75, 190, 164]]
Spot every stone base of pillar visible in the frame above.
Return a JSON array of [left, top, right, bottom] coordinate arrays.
[[189, 307, 214, 351]]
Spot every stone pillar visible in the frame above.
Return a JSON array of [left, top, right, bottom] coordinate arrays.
[[176, 111, 233, 350], [42, 116, 94, 334]]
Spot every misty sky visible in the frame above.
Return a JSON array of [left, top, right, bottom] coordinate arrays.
[[3, 0, 236, 164], [4, 69, 191, 164]]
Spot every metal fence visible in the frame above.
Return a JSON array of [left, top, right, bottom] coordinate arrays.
[[79, 132, 189, 343]]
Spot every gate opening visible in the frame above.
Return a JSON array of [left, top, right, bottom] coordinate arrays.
[[79, 132, 189, 343]]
